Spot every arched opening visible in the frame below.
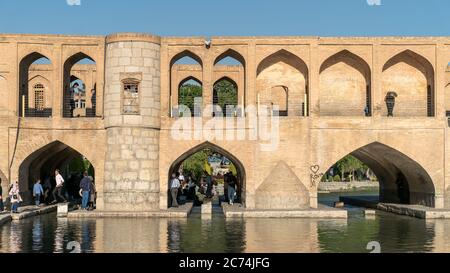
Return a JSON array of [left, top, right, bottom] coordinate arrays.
[[319, 142, 435, 208], [214, 49, 245, 117], [170, 50, 203, 117], [167, 142, 246, 208], [213, 77, 238, 117], [63, 53, 97, 118], [18, 141, 96, 206], [177, 76, 203, 117], [69, 76, 87, 117], [19, 53, 52, 117], [382, 50, 434, 117], [319, 50, 371, 117], [33, 83, 45, 111], [257, 49, 308, 117]]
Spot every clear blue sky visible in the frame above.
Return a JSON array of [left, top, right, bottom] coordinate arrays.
[[0, 0, 448, 36]]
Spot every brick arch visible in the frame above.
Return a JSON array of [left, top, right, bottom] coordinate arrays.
[[214, 48, 246, 67], [28, 75, 51, 113], [213, 76, 238, 116], [63, 52, 97, 118], [170, 50, 203, 67], [16, 140, 98, 201], [257, 49, 308, 78], [178, 76, 202, 90], [168, 141, 247, 207], [321, 141, 436, 207], [176, 76, 203, 117], [257, 49, 308, 117], [382, 50, 435, 117], [19, 52, 53, 117], [319, 50, 371, 117]]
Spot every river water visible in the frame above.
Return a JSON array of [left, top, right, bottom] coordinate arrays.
[[1, 191, 450, 253]]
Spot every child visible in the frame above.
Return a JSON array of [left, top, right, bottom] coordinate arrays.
[[33, 178, 44, 207]]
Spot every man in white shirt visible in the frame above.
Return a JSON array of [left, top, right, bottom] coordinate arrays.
[[178, 172, 185, 183], [52, 169, 67, 203], [170, 173, 181, 208]]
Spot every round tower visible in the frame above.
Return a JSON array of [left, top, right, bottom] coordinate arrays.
[[102, 33, 161, 211]]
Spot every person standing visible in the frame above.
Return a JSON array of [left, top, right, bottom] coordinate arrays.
[[33, 178, 44, 207], [205, 171, 213, 198], [227, 173, 237, 205], [52, 169, 67, 204], [0, 178, 4, 212], [9, 181, 21, 213], [170, 173, 181, 208], [79, 172, 91, 210]]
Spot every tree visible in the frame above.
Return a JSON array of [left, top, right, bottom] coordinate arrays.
[[213, 79, 238, 115], [181, 150, 213, 181], [178, 83, 202, 116], [336, 155, 365, 182]]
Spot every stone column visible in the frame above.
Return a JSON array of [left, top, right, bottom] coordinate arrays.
[[103, 33, 161, 211]]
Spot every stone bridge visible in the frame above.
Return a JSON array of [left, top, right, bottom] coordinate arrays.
[[0, 33, 449, 212]]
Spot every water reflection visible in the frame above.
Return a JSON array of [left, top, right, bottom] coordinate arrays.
[[1, 211, 450, 253]]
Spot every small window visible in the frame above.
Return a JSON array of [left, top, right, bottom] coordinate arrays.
[[122, 79, 140, 114], [34, 83, 45, 111]]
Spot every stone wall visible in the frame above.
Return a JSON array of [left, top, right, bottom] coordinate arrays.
[[318, 181, 379, 192], [103, 33, 161, 211]]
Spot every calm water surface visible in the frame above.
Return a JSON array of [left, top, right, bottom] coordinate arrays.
[[1, 191, 449, 253]]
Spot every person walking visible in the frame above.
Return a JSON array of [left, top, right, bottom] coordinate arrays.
[[33, 178, 44, 207], [0, 178, 4, 212], [170, 173, 181, 208], [79, 172, 91, 210], [9, 181, 21, 213], [52, 169, 66, 204]]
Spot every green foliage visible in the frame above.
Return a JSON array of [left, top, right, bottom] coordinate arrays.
[[178, 83, 202, 116], [68, 156, 93, 175], [333, 175, 341, 182], [181, 150, 210, 181], [336, 155, 367, 182], [213, 79, 238, 114], [228, 163, 237, 176]]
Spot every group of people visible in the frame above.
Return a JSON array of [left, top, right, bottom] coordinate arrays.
[[0, 169, 96, 214], [169, 170, 239, 208]]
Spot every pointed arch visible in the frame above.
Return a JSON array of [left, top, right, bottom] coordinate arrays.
[[19, 52, 53, 117], [214, 49, 246, 67], [257, 49, 308, 116], [168, 141, 246, 207], [257, 49, 308, 78], [18, 140, 96, 202], [322, 141, 435, 207], [170, 50, 203, 67], [382, 50, 435, 117], [177, 76, 203, 117], [63, 52, 96, 118], [319, 50, 372, 116], [213, 77, 239, 116], [28, 75, 50, 83], [178, 76, 202, 90]]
